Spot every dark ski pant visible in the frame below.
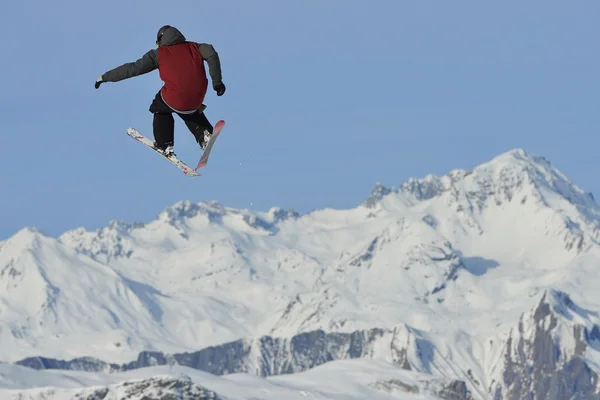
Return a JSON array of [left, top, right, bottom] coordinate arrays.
[[149, 91, 213, 149]]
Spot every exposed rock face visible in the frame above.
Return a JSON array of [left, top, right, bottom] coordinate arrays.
[[8, 376, 221, 400], [490, 290, 600, 400], [16, 327, 415, 376]]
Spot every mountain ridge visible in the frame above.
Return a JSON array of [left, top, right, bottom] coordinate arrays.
[[2, 147, 600, 399], [10, 287, 600, 399]]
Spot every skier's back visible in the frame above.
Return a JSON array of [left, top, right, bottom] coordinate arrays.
[[95, 25, 226, 157]]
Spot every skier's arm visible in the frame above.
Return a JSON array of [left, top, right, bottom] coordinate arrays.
[[101, 50, 158, 83], [197, 43, 223, 87]]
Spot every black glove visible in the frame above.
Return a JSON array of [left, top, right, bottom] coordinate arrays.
[[214, 82, 226, 96], [95, 75, 103, 89]]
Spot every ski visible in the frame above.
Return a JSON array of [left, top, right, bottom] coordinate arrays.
[[196, 120, 225, 170], [126, 127, 200, 176]]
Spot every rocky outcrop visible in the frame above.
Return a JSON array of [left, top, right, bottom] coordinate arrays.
[[370, 378, 474, 400], [491, 290, 600, 400], [16, 327, 416, 376], [6, 376, 221, 400]]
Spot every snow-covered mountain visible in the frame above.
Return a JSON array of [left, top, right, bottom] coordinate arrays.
[[0, 360, 464, 399], [2, 148, 600, 399]]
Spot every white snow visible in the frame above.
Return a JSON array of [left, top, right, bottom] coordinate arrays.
[[1, 148, 600, 398], [0, 360, 445, 399]]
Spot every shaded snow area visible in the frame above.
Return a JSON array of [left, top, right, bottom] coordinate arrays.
[[2, 149, 600, 399]]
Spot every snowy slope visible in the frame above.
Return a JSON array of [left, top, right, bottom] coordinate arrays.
[[0, 360, 458, 399], [2, 148, 600, 399]]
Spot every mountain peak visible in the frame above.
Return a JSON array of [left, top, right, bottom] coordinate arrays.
[[1, 227, 47, 257], [475, 148, 598, 213], [487, 147, 538, 163], [367, 149, 598, 217], [158, 199, 226, 225]]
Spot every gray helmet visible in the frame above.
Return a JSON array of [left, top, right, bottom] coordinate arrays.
[[156, 25, 171, 46]]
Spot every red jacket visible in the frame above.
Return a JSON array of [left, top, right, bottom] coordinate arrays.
[[157, 42, 208, 112]]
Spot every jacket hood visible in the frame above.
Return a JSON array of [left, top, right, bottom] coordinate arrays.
[[159, 26, 186, 46]]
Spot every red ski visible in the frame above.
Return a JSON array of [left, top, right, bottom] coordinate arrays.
[[196, 120, 225, 170]]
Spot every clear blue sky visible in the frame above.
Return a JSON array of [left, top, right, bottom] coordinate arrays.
[[1, 1, 598, 239]]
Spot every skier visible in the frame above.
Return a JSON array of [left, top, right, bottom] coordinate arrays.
[[95, 25, 226, 157]]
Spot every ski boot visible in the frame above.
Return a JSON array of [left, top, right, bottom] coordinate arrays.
[[200, 129, 212, 150], [153, 141, 175, 157]]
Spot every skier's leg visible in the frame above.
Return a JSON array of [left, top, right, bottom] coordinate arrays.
[[149, 92, 175, 153], [178, 109, 213, 149], [153, 113, 174, 149]]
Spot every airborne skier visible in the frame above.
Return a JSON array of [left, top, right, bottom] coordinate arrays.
[[95, 25, 226, 157]]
